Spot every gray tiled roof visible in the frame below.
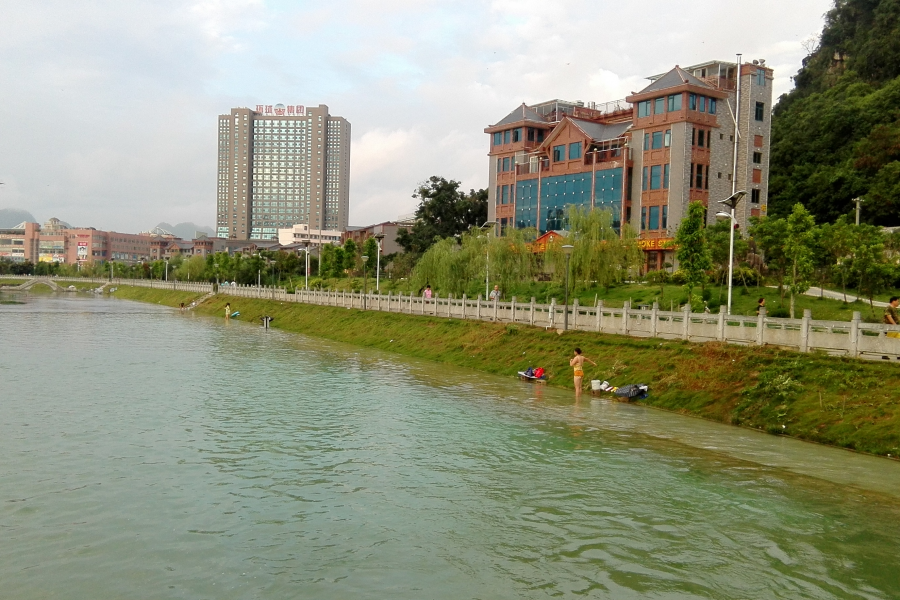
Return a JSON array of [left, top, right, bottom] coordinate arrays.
[[570, 119, 631, 142], [639, 66, 711, 94], [494, 104, 546, 127]]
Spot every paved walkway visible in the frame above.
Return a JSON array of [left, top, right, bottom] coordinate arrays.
[[803, 286, 889, 308]]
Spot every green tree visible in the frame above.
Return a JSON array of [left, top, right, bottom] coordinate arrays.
[[849, 224, 893, 312], [675, 201, 712, 310], [396, 176, 488, 254], [342, 239, 358, 274], [784, 203, 818, 319], [750, 216, 790, 304], [819, 215, 856, 301], [707, 217, 750, 300], [362, 237, 379, 275]]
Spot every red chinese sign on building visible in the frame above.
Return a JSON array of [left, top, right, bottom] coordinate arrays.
[[255, 104, 305, 116]]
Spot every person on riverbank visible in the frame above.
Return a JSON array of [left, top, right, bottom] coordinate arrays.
[[424, 285, 432, 299], [225, 302, 231, 319], [884, 297, 899, 325], [489, 285, 501, 301], [756, 297, 766, 316], [569, 348, 596, 395]]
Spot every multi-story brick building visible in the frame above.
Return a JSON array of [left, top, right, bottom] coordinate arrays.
[[216, 104, 351, 241], [485, 59, 773, 270]]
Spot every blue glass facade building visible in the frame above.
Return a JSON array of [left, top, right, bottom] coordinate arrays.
[[515, 167, 623, 232]]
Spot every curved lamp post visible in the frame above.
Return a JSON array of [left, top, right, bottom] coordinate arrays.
[[480, 220, 500, 298], [562, 244, 574, 330], [717, 190, 747, 315], [374, 232, 385, 293], [361, 255, 369, 310]]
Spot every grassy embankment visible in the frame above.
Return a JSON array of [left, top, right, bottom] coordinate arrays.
[[111, 284, 900, 458]]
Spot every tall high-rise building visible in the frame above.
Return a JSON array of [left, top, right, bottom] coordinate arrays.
[[216, 104, 350, 240]]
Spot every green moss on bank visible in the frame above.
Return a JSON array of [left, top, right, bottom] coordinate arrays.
[[110, 286, 205, 307], [121, 286, 900, 457]]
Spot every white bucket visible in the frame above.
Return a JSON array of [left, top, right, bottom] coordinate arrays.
[[591, 380, 607, 391]]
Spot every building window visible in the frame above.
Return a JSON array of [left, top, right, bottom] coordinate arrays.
[[662, 206, 668, 229], [755, 102, 765, 121], [757, 69, 766, 86], [512, 128, 522, 143], [663, 164, 669, 189], [667, 94, 682, 111], [709, 98, 716, 115], [698, 96, 706, 113], [650, 165, 662, 190], [637, 100, 651, 118], [664, 130, 671, 147], [644, 132, 650, 151], [501, 185, 509, 204], [553, 145, 566, 162], [496, 158, 502, 172], [689, 93, 697, 110], [642, 166, 648, 191], [641, 207, 647, 230], [751, 189, 761, 204], [654, 97, 665, 115], [649, 206, 660, 230], [652, 131, 663, 149], [503, 157, 510, 171], [568, 142, 582, 160], [527, 128, 535, 141], [753, 151, 762, 164], [503, 130, 511, 144]]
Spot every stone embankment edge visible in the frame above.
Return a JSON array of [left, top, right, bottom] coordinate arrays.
[[111, 285, 900, 459]]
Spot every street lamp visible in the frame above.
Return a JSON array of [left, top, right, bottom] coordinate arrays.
[[374, 232, 385, 293], [164, 259, 169, 282], [481, 220, 500, 298], [562, 244, 574, 330], [718, 190, 747, 315], [303, 242, 310, 291], [361, 255, 369, 309]]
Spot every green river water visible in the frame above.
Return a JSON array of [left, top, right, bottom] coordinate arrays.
[[1, 294, 899, 599]]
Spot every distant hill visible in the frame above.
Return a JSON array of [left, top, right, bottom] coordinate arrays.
[[770, 0, 900, 225], [0, 208, 37, 228], [155, 222, 215, 240]]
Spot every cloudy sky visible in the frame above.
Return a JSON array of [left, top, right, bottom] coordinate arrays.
[[0, 0, 831, 232]]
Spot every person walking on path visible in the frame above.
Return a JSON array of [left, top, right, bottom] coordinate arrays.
[[569, 348, 596, 395], [756, 297, 766, 316], [225, 302, 231, 319], [884, 296, 899, 325], [424, 285, 432, 299], [489, 285, 501, 301]]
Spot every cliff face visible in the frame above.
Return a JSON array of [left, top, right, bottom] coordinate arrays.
[[770, 0, 900, 226]]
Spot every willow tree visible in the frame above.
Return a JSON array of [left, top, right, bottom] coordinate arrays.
[[411, 228, 536, 297], [544, 206, 642, 291]]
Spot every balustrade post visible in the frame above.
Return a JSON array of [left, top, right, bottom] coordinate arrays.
[[493, 295, 499, 322], [462, 294, 467, 319], [850, 311, 861, 358], [572, 298, 579, 330], [549, 298, 556, 328], [511, 296, 517, 323], [651, 301, 659, 338], [717, 310, 725, 341], [530, 297, 536, 326], [756, 307, 766, 345], [682, 304, 691, 340], [447, 293, 452, 318], [800, 309, 812, 353], [477, 294, 483, 320], [596, 299, 603, 332], [622, 300, 630, 334]]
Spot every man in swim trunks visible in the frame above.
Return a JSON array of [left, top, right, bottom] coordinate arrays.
[[569, 347, 596, 394]]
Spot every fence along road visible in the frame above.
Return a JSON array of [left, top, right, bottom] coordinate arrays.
[[6, 276, 900, 362]]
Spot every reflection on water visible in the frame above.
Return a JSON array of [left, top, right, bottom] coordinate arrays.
[[1, 294, 899, 599]]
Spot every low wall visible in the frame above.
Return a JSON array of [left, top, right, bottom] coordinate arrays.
[[6, 276, 899, 361]]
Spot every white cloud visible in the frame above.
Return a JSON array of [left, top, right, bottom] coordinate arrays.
[[0, 0, 832, 232]]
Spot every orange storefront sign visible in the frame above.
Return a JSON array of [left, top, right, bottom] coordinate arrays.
[[637, 237, 675, 251]]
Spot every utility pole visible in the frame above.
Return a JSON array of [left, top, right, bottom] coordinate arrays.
[[854, 197, 863, 225]]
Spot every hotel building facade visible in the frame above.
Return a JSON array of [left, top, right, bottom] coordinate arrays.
[[216, 104, 351, 241], [485, 60, 773, 270]]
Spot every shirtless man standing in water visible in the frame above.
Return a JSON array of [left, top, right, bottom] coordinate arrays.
[[569, 348, 596, 394]]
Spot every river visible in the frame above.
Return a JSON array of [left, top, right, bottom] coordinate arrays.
[[2, 294, 899, 599]]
